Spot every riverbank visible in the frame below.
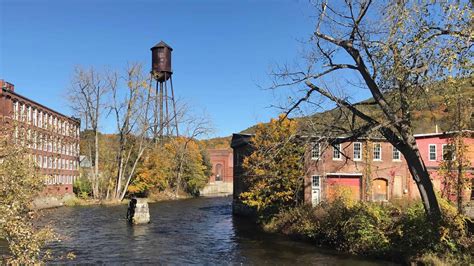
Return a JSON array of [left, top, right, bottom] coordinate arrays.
[[59, 189, 193, 208], [259, 198, 473, 265]]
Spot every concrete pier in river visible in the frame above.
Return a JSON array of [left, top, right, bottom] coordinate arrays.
[[127, 198, 150, 224]]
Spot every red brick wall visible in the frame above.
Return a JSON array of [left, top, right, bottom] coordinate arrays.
[[208, 149, 233, 183], [305, 140, 411, 204]]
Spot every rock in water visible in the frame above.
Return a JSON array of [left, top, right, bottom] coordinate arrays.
[[127, 198, 150, 224]]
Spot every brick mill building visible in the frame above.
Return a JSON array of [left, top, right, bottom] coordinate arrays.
[[231, 131, 473, 214], [0, 79, 80, 195], [200, 149, 234, 196]]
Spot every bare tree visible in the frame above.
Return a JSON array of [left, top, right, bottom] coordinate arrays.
[[108, 63, 158, 201], [272, 1, 472, 221], [68, 66, 109, 198]]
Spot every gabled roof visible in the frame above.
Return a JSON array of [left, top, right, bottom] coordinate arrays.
[[151, 41, 173, 51]]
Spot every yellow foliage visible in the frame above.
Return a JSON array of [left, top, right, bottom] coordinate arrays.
[[240, 115, 304, 213]]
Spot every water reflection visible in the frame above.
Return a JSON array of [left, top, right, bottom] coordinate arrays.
[[1, 197, 394, 264]]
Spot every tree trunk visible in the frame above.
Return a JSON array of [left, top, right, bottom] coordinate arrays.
[[398, 139, 441, 222], [93, 127, 100, 198]]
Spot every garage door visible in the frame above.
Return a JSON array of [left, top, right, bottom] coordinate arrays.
[[326, 176, 361, 201]]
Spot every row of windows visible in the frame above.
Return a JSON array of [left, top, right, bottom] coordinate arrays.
[[14, 127, 79, 156], [45, 175, 76, 185], [429, 144, 454, 161], [35, 155, 78, 171], [12, 101, 79, 138], [311, 142, 401, 161]]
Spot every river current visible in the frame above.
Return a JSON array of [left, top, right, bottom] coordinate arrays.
[[4, 197, 392, 264]]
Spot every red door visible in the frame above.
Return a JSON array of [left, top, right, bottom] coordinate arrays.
[[326, 176, 361, 201]]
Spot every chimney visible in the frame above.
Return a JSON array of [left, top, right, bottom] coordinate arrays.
[[0, 79, 15, 92], [435, 124, 439, 133]]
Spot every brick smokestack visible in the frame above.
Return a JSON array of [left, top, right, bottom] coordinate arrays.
[[0, 79, 15, 91]]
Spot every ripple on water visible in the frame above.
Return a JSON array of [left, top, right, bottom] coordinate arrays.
[[19, 197, 397, 265]]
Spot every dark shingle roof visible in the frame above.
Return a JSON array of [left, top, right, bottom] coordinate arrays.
[[151, 41, 173, 51]]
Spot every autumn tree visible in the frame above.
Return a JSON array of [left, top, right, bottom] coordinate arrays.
[[0, 125, 55, 264], [241, 115, 304, 215], [128, 145, 172, 196], [272, 0, 472, 221]]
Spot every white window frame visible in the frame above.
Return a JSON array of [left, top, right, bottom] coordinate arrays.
[[373, 143, 382, 161], [392, 146, 401, 161], [312, 175, 320, 188], [429, 144, 436, 161], [353, 142, 362, 161], [13, 101, 18, 120], [332, 143, 342, 160], [311, 143, 320, 160]]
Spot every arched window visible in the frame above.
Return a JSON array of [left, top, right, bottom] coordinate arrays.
[[215, 164, 223, 181]]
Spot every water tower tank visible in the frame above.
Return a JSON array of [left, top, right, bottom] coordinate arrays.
[[151, 41, 173, 81]]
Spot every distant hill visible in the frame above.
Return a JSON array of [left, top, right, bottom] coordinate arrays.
[[242, 81, 473, 135], [200, 136, 232, 150], [203, 80, 473, 149]]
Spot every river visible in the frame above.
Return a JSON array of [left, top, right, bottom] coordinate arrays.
[[5, 197, 393, 264]]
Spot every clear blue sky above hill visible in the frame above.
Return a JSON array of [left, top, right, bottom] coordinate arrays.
[[0, 0, 358, 137]]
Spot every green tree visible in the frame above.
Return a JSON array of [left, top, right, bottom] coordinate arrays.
[[241, 115, 304, 215]]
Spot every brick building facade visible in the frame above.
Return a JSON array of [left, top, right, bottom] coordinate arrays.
[[232, 131, 473, 213], [0, 80, 80, 195], [200, 149, 234, 196], [304, 137, 411, 206]]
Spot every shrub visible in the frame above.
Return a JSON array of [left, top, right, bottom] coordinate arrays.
[[341, 203, 392, 256], [265, 197, 473, 263], [73, 176, 92, 199]]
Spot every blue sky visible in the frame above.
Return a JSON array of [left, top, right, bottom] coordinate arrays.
[[1, 0, 321, 137]]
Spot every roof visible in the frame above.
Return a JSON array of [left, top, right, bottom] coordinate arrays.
[[230, 133, 253, 149], [413, 130, 474, 138], [151, 41, 173, 51], [1, 87, 80, 124]]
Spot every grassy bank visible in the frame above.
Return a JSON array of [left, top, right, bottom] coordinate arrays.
[[63, 189, 191, 207], [261, 198, 473, 264]]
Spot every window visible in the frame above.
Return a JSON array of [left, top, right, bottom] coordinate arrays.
[[27, 106, 31, 124], [13, 101, 18, 120], [429, 144, 436, 161], [442, 144, 454, 161], [32, 108, 37, 126], [311, 143, 320, 160], [215, 164, 223, 181], [373, 143, 382, 161], [38, 111, 43, 127], [20, 104, 25, 121], [392, 146, 401, 161], [312, 175, 320, 188], [353, 142, 362, 161], [333, 143, 341, 160]]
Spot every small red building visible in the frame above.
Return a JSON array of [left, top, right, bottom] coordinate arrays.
[[413, 131, 474, 202], [304, 132, 473, 206], [304, 137, 411, 206], [200, 149, 233, 196]]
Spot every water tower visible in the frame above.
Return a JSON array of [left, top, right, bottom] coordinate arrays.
[[150, 41, 179, 139]]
